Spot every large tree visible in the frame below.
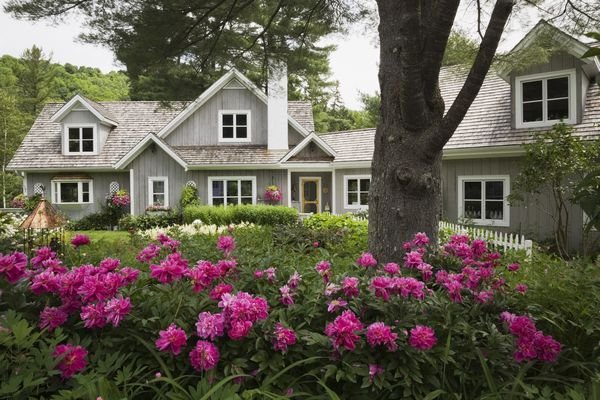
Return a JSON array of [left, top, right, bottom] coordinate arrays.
[[5, 0, 600, 260]]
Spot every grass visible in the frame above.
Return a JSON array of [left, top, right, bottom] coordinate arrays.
[[67, 230, 131, 243]]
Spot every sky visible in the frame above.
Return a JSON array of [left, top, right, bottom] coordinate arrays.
[[0, 5, 543, 109]]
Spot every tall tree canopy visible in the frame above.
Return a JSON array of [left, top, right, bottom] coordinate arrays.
[[5, 0, 600, 260]]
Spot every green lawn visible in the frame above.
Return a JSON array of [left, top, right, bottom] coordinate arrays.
[[67, 230, 131, 243]]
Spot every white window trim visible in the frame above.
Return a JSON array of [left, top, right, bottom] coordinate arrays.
[[515, 69, 577, 129], [208, 176, 257, 206], [148, 176, 169, 207], [344, 174, 371, 210], [63, 123, 98, 155], [51, 179, 94, 205], [457, 175, 510, 227], [218, 110, 251, 143]]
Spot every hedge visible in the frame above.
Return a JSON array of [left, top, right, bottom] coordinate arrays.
[[183, 204, 298, 226]]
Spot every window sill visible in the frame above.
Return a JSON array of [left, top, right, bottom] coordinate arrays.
[[465, 219, 510, 228], [515, 119, 575, 129]]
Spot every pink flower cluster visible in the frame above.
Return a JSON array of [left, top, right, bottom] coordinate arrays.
[[0, 251, 27, 283], [408, 325, 437, 350], [188, 259, 236, 293], [369, 276, 425, 302], [71, 234, 90, 248], [53, 344, 88, 379], [80, 297, 131, 328], [109, 190, 130, 208], [324, 310, 363, 351], [150, 252, 189, 284], [315, 260, 331, 283], [279, 271, 302, 306], [357, 252, 377, 268], [155, 323, 188, 355], [217, 235, 236, 257], [255, 267, 277, 283], [264, 187, 282, 203], [272, 323, 297, 352], [366, 322, 398, 352], [218, 291, 269, 340], [501, 312, 561, 363], [190, 340, 220, 372]]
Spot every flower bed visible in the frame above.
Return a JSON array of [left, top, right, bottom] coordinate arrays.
[[0, 229, 597, 398]]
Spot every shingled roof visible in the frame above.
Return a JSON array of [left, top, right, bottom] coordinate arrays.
[[288, 101, 315, 133], [174, 145, 288, 165], [320, 66, 600, 160]]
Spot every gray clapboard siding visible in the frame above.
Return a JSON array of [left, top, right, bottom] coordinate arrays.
[[26, 172, 129, 220], [509, 52, 586, 127], [442, 157, 585, 249], [166, 89, 268, 146], [334, 168, 371, 214]]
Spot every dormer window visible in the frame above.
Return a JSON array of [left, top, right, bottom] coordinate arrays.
[[218, 110, 251, 142], [515, 69, 576, 128], [64, 124, 97, 154]]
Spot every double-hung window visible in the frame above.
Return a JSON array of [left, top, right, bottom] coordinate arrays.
[[52, 179, 93, 204], [148, 177, 169, 207], [208, 177, 256, 206], [515, 69, 576, 128], [344, 175, 371, 209], [218, 110, 251, 142], [65, 124, 97, 154], [458, 176, 510, 227]]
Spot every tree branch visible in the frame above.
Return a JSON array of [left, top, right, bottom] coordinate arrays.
[[422, 0, 460, 104], [430, 0, 514, 153]]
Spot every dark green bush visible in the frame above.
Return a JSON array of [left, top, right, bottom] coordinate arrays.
[[179, 185, 200, 209], [182, 204, 298, 226], [118, 213, 182, 231], [68, 211, 115, 230]]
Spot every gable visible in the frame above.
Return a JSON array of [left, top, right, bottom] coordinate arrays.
[[50, 95, 119, 126], [288, 142, 334, 161]]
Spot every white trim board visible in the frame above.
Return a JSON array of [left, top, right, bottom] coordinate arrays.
[[50, 94, 119, 126], [457, 175, 510, 227], [114, 133, 188, 170], [51, 178, 94, 205], [148, 176, 169, 208], [343, 174, 371, 210], [218, 110, 252, 143], [63, 123, 98, 155]]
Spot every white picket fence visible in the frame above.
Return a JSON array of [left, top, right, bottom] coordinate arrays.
[[439, 221, 533, 258]]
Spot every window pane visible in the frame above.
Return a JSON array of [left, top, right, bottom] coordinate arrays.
[[347, 179, 358, 192], [464, 201, 482, 219], [212, 181, 224, 197], [360, 179, 370, 192], [69, 140, 80, 152], [240, 180, 253, 197], [347, 192, 358, 205], [523, 101, 543, 122], [222, 127, 234, 138], [81, 182, 89, 193], [236, 114, 247, 125], [222, 114, 234, 125], [522, 81, 542, 101], [82, 140, 94, 152], [82, 127, 94, 140], [547, 77, 568, 99], [153, 180, 165, 194], [485, 201, 504, 220], [227, 180, 238, 196], [213, 198, 224, 206], [69, 128, 80, 140], [547, 99, 569, 120], [485, 181, 504, 200], [303, 181, 317, 201], [226, 197, 238, 205], [82, 192, 90, 203], [153, 194, 165, 205], [236, 127, 247, 138], [240, 197, 253, 205], [464, 182, 481, 199], [60, 183, 78, 203], [360, 192, 368, 205]]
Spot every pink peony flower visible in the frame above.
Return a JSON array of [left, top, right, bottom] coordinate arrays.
[[53, 344, 88, 379], [272, 323, 297, 352], [412, 232, 430, 247], [30, 269, 60, 295], [368, 364, 384, 381], [315, 260, 331, 283], [264, 267, 277, 283], [366, 322, 398, 352], [474, 290, 495, 304], [409, 325, 437, 350], [515, 283, 528, 294], [0, 251, 28, 283], [150, 252, 189, 284], [287, 271, 302, 289], [533, 332, 561, 363], [324, 283, 341, 297], [210, 283, 233, 300], [188, 260, 220, 292], [327, 298, 348, 313], [383, 262, 400, 275], [78, 275, 111, 303], [444, 280, 463, 303], [80, 303, 108, 329], [39, 306, 68, 331], [403, 251, 423, 269], [357, 252, 377, 268], [417, 263, 433, 281], [370, 276, 392, 301], [341, 277, 360, 298], [155, 324, 188, 355], [217, 235, 236, 257], [312, 241, 320, 248], [217, 259, 237, 276], [104, 297, 131, 327], [189, 340, 220, 372], [99, 258, 121, 272], [507, 263, 520, 272], [136, 244, 161, 263], [324, 310, 363, 351], [30, 247, 55, 269], [279, 285, 295, 306], [119, 267, 140, 284], [228, 320, 253, 340], [157, 233, 180, 251], [196, 312, 225, 341], [71, 234, 90, 248]]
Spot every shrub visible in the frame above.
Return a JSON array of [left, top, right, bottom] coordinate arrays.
[[183, 204, 298, 226], [303, 212, 368, 251], [179, 185, 200, 209], [118, 213, 182, 232]]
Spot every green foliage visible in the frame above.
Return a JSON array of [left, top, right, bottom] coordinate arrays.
[[179, 185, 200, 209], [183, 205, 298, 226], [119, 213, 182, 232], [582, 33, 600, 58], [573, 167, 600, 234], [442, 30, 479, 66], [509, 123, 600, 257], [303, 212, 368, 252]]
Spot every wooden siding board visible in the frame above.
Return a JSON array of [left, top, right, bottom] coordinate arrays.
[[166, 89, 268, 147]]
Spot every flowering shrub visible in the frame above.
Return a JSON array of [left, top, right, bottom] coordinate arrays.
[[0, 228, 596, 398], [263, 185, 282, 203], [107, 189, 131, 208]]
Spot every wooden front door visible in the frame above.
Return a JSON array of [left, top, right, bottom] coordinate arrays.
[[300, 177, 321, 213]]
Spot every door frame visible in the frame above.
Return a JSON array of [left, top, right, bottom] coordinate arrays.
[[299, 176, 322, 213]]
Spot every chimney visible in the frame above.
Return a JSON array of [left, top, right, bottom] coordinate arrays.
[[267, 61, 288, 150]]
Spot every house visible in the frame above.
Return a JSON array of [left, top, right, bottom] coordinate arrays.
[[7, 21, 600, 248]]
